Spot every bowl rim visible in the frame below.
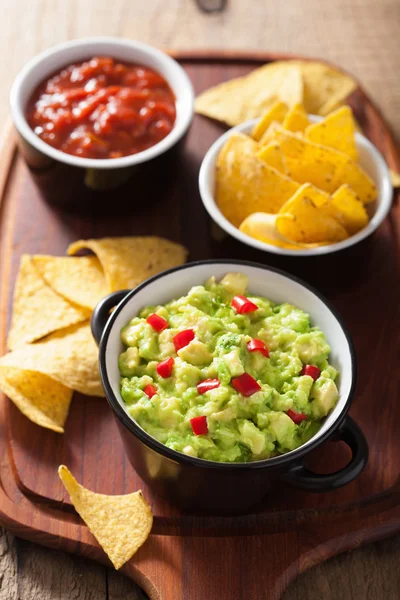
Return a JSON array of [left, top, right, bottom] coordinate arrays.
[[198, 118, 393, 257], [98, 258, 357, 471], [10, 36, 194, 170]]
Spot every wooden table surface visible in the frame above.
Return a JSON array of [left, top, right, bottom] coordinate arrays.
[[1, 0, 400, 598]]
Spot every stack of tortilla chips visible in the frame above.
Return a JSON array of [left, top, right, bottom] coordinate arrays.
[[214, 103, 377, 247], [0, 237, 187, 433], [195, 60, 358, 125], [196, 59, 400, 189]]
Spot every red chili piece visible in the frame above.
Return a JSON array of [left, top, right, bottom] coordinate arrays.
[[247, 338, 270, 358], [231, 295, 259, 314], [144, 384, 158, 399], [173, 329, 195, 352], [156, 357, 174, 378], [301, 365, 321, 381], [197, 378, 220, 394], [190, 415, 208, 435], [146, 313, 168, 332], [287, 409, 308, 424], [232, 373, 261, 397]]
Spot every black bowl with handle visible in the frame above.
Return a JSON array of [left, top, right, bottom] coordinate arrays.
[[91, 260, 368, 514]]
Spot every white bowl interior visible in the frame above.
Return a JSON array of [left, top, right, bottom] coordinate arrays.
[[10, 37, 194, 169], [104, 262, 353, 460], [199, 118, 393, 257]]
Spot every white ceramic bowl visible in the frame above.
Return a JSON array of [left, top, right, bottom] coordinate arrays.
[[10, 37, 194, 170], [199, 118, 393, 256]]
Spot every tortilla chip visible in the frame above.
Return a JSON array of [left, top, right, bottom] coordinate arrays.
[[319, 94, 353, 117], [32, 255, 108, 311], [330, 185, 369, 234], [259, 121, 282, 145], [216, 133, 300, 226], [251, 101, 288, 141], [277, 184, 348, 243], [68, 237, 187, 293], [282, 103, 310, 132], [0, 367, 72, 433], [195, 63, 303, 126], [305, 106, 358, 160], [194, 76, 253, 127], [275, 129, 376, 202], [390, 169, 400, 188], [257, 141, 287, 174], [7, 256, 88, 350], [276, 129, 344, 193], [58, 466, 153, 570], [239, 212, 304, 249], [290, 183, 354, 228], [335, 160, 377, 204], [0, 322, 103, 397], [322, 104, 362, 134], [289, 61, 357, 115], [195, 60, 356, 126]]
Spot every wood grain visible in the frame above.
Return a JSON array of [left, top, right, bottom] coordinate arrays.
[[0, 53, 399, 600], [1, 0, 400, 598]]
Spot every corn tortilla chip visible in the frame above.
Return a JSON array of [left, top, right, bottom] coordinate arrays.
[[282, 103, 310, 132], [216, 133, 300, 227], [276, 129, 376, 201], [0, 322, 103, 397], [291, 184, 349, 227], [306, 106, 358, 160], [58, 466, 153, 570], [239, 212, 328, 249], [245, 63, 303, 115], [194, 76, 252, 127], [195, 63, 303, 126], [390, 169, 400, 188], [259, 121, 282, 145], [32, 255, 108, 311], [319, 94, 353, 117], [7, 256, 88, 350], [330, 185, 369, 234], [281, 152, 343, 194], [195, 60, 356, 126], [257, 141, 287, 174], [0, 367, 72, 433], [335, 159, 377, 204], [279, 183, 361, 235], [289, 61, 357, 115], [68, 237, 187, 293], [251, 101, 288, 141], [240, 212, 296, 248], [277, 184, 348, 243]]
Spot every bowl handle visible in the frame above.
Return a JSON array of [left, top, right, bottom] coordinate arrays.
[[283, 416, 368, 491], [91, 290, 130, 346]]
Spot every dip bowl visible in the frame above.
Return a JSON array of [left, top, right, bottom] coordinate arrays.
[[10, 37, 194, 211], [199, 119, 392, 257], [92, 260, 368, 514]]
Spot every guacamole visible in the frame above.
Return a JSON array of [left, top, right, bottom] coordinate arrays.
[[118, 273, 339, 463]]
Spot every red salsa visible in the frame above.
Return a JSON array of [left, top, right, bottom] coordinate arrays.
[[26, 56, 176, 159]]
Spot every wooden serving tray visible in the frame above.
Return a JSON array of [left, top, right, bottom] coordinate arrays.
[[0, 51, 399, 600]]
